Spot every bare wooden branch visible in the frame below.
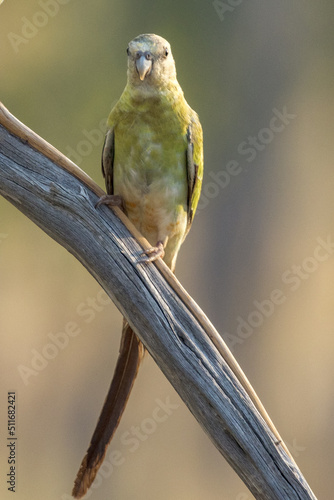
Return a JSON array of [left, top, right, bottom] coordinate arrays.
[[0, 103, 317, 500]]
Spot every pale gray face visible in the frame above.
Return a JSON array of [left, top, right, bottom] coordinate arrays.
[[126, 34, 177, 87]]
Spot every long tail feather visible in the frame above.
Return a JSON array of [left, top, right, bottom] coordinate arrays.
[[72, 320, 145, 498]]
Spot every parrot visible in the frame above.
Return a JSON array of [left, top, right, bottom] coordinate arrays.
[[72, 33, 203, 499]]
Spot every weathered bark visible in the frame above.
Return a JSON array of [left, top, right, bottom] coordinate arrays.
[[0, 103, 317, 499]]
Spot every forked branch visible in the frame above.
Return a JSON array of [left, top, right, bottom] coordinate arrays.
[[0, 103, 316, 500]]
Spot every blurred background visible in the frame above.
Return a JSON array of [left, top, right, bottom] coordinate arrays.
[[1, 1, 334, 499]]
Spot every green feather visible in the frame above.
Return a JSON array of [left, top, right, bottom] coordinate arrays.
[[102, 34, 203, 270]]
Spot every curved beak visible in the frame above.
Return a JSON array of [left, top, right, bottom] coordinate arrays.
[[136, 54, 152, 81]]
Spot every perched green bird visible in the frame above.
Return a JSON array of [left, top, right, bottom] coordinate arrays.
[[72, 33, 203, 498]]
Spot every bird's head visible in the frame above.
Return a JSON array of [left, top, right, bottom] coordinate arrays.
[[126, 34, 177, 89]]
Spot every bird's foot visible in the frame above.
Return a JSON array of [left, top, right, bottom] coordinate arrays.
[[138, 241, 165, 264], [95, 194, 125, 211]]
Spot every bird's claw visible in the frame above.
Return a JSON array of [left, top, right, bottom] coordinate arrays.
[[137, 241, 165, 264], [95, 194, 125, 211]]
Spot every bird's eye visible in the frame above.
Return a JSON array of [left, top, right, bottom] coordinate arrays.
[[164, 48, 169, 57], [126, 47, 130, 56]]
